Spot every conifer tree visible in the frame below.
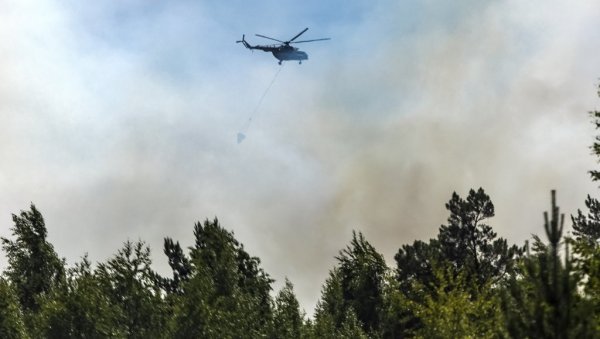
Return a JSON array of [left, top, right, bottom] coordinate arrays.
[[438, 188, 519, 286], [570, 84, 600, 332], [572, 196, 600, 246], [396, 189, 519, 296], [588, 84, 600, 183], [394, 239, 441, 297], [502, 191, 595, 338]]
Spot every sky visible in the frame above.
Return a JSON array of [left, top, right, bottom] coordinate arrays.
[[1, 0, 600, 314]]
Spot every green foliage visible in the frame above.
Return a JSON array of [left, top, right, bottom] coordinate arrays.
[[0, 278, 28, 339], [378, 272, 414, 338], [6, 90, 600, 339], [1, 204, 65, 313], [170, 218, 274, 338], [336, 309, 370, 339], [313, 268, 345, 331], [438, 188, 520, 287], [159, 238, 192, 295], [394, 189, 519, 336], [588, 85, 600, 182], [172, 265, 271, 338], [567, 83, 600, 334], [571, 195, 600, 332], [5, 192, 600, 338], [572, 195, 600, 246], [190, 219, 241, 296], [96, 240, 169, 338], [408, 267, 506, 339], [335, 231, 387, 335], [311, 305, 368, 339], [311, 232, 387, 338], [271, 278, 304, 339], [502, 191, 596, 338], [169, 265, 213, 338], [189, 219, 273, 303], [396, 189, 519, 298], [33, 255, 123, 338], [395, 238, 441, 297], [571, 241, 600, 333]]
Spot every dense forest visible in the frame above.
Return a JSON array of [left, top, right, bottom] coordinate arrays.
[[2, 89, 600, 338]]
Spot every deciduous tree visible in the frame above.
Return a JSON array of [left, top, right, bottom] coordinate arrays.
[[0, 278, 27, 339], [271, 278, 304, 339], [96, 240, 169, 338], [1, 204, 65, 313]]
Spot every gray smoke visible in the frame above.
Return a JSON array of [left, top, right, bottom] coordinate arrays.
[[1, 0, 600, 315]]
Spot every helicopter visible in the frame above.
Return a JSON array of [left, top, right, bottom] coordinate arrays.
[[236, 28, 330, 64]]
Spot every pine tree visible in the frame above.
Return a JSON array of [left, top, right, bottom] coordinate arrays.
[[570, 86, 600, 333], [438, 188, 520, 286], [502, 191, 595, 338], [394, 239, 441, 297], [396, 189, 519, 296], [572, 195, 600, 246], [588, 84, 600, 183]]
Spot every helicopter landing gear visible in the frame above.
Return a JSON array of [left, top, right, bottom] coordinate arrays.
[[278, 60, 282, 65]]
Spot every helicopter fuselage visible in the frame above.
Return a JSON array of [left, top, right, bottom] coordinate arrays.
[[236, 28, 328, 64], [271, 45, 308, 62], [242, 42, 308, 64]]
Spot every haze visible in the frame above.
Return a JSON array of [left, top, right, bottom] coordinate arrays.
[[2, 0, 600, 314]]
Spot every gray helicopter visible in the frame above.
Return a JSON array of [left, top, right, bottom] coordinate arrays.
[[237, 28, 330, 64]]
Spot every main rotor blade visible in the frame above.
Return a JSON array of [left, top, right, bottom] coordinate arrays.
[[288, 27, 309, 43], [255, 34, 284, 43], [291, 38, 331, 44]]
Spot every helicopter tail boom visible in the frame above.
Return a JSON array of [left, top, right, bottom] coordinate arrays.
[[236, 34, 261, 49], [236, 35, 254, 50], [236, 35, 275, 53]]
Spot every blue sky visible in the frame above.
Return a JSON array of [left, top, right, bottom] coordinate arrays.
[[2, 0, 600, 314]]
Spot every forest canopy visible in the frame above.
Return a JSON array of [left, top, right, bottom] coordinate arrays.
[[1, 88, 600, 338]]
